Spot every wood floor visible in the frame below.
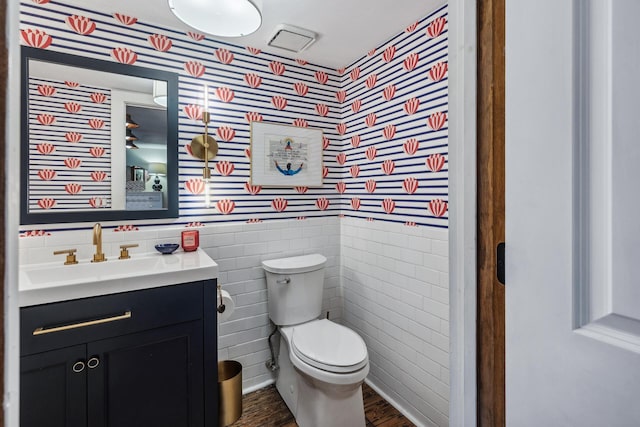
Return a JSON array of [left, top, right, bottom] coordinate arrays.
[[230, 383, 415, 427]]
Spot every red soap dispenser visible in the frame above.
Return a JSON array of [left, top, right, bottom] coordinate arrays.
[[181, 230, 199, 252]]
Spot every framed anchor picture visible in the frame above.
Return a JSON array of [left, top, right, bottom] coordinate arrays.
[[250, 122, 324, 187]]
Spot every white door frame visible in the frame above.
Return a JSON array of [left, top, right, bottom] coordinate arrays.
[[5, 0, 22, 425], [448, 0, 478, 425]]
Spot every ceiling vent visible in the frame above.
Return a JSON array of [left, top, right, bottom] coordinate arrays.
[[267, 24, 316, 53]]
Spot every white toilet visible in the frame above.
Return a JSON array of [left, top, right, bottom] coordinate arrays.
[[262, 254, 369, 427]]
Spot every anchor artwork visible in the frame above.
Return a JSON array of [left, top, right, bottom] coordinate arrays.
[[251, 122, 323, 187], [269, 137, 306, 177]]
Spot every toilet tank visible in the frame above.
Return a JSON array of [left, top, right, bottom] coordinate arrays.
[[262, 254, 327, 326]]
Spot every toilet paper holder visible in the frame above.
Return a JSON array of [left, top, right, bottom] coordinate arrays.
[[217, 284, 226, 314]]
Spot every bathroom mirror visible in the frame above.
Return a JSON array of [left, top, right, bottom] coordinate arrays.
[[20, 46, 179, 224]]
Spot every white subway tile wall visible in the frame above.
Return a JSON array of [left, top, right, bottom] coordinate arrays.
[[342, 217, 449, 426], [19, 217, 448, 424], [19, 215, 449, 425]]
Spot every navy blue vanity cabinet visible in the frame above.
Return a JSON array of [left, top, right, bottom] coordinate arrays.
[[20, 280, 219, 427], [21, 345, 87, 427]]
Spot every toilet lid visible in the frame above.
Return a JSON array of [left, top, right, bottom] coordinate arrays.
[[291, 319, 368, 373]]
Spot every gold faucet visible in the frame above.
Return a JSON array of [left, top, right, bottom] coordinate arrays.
[[92, 223, 106, 262]]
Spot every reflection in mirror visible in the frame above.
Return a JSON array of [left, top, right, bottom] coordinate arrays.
[[21, 46, 178, 224], [124, 105, 168, 210]]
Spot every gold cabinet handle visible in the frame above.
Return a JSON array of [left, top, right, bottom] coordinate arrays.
[[33, 311, 132, 336]]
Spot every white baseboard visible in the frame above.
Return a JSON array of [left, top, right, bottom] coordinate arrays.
[[364, 378, 431, 427], [242, 378, 275, 395]]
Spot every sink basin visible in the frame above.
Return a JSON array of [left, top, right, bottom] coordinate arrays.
[[24, 257, 162, 286], [19, 249, 218, 307]]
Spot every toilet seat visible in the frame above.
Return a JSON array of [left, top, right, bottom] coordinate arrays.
[[281, 320, 370, 386], [290, 319, 368, 373]]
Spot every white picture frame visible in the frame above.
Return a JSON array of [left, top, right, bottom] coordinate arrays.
[[250, 122, 324, 187]]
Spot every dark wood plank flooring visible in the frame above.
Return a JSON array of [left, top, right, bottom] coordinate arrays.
[[230, 382, 415, 427]]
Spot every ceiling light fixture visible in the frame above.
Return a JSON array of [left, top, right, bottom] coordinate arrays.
[[168, 0, 262, 37], [153, 81, 167, 107]]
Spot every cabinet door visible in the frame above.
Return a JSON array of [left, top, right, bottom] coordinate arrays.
[[21, 345, 87, 427], [87, 322, 204, 427]]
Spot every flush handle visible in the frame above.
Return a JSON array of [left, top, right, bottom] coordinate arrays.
[[277, 277, 291, 284]]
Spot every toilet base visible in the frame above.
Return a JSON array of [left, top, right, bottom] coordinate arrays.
[[275, 335, 298, 416], [276, 335, 366, 427], [296, 373, 366, 427]]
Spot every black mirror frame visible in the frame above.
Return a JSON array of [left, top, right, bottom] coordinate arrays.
[[20, 46, 179, 225]]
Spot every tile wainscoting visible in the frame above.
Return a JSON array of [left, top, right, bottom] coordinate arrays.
[[342, 217, 449, 426], [18, 215, 449, 426]]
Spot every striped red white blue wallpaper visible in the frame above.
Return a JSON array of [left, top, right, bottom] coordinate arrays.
[[337, 13, 448, 228], [19, 0, 447, 232], [28, 77, 112, 211]]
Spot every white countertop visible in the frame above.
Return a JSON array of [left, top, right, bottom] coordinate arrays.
[[19, 249, 219, 307]]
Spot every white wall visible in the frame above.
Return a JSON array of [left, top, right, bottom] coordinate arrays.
[[341, 218, 449, 426]]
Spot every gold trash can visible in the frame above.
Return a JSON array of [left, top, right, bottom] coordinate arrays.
[[218, 360, 242, 426]]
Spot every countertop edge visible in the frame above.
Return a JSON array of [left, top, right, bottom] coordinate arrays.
[[19, 250, 219, 307]]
